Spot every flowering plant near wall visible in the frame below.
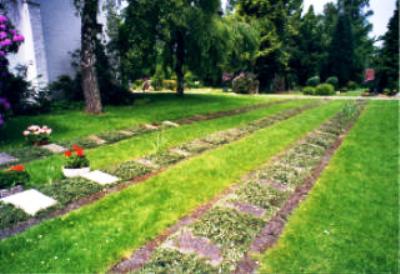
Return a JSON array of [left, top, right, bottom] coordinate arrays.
[[64, 145, 90, 169], [0, 14, 24, 127], [23, 125, 52, 146]]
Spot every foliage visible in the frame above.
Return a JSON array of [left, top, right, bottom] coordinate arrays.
[[306, 76, 321, 87], [162, 80, 177, 91], [347, 81, 358, 90], [106, 161, 152, 181], [303, 86, 316, 95], [64, 145, 90, 169], [232, 72, 259, 94], [376, 1, 399, 92], [0, 201, 28, 230], [3, 146, 51, 164], [325, 76, 339, 89], [315, 83, 335, 96], [0, 165, 29, 189]]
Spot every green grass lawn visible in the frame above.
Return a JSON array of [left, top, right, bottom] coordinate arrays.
[[0, 101, 345, 273], [0, 93, 276, 149], [259, 101, 399, 273], [24, 99, 310, 186]]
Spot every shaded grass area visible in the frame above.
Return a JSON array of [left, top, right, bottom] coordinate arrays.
[[0, 93, 274, 149], [0, 102, 345, 273], [259, 101, 399, 273], [24, 100, 310, 186]]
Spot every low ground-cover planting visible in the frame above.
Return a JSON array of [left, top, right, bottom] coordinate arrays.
[[0, 101, 318, 234], [0, 101, 344, 273], [0, 93, 275, 149], [259, 101, 398, 273], [22, 99, 310, 185], [126, 102, 364, 273]]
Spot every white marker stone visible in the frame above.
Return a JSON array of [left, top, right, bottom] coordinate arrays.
[[162, 121, 180, 128], [41, 143, 67, 153], [119, 130, 134, 136], [88, 135, 107, 145], [144, 124, 159, 130], [1, 189, 57, 216], [0, 153, 18, 166], [81, 170, 120, 185], [170, 148, 191, 157]]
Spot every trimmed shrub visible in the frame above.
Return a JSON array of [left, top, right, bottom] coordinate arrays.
[[232, 73, 259, 94], [326, 76, 339, 89], [163, 80, 177, 91], [315, 83, 335, 96], [303, 86, 316, 95], [306, 76, 320, 87], [347, 81, 358, 90]]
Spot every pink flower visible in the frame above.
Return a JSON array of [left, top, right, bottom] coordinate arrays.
[[0, 31, 7, 39], [23, 130, 30, 136], [0, 51, 5, 57], [0, 38, 12, 47], [13, 34, 24, 43], [0, 15, 8, 24]]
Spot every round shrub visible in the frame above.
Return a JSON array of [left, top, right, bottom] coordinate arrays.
[[232, 73, 259, 94], [315, 83, 335, 96], [326, 76, 339, 89], [303, 86, 316, 95], [347, 81, 358, 90], [306, 76, 320, 87], [163, 80, 177, 91]]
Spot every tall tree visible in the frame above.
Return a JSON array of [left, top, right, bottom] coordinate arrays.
[[377, 1, 399, 91], [75, 0, 103, 114], [326, 13, 355, 86], [120, 0, 222, 96]]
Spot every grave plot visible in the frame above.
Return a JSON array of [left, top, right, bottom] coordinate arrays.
[[112, 102, 364, 273], [0, 102, 319, 238]]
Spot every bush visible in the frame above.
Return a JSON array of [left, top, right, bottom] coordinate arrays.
[[306, 76, 320, 87], [48, 75, 83, 101], [315, 83, 335, 96], [232, 73, 259, 94], [326, 76, 339, 89], [303, 86, 316, 95], [163, 80, 177, 91], [0, 166, 30, 189], [347, 81, 358, 90]]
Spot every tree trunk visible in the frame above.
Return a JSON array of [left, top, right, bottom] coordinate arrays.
[[81, 0, 102, 114], [175, 30, 185, 96]]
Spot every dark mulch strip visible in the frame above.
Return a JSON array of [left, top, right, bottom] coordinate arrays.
[[234, 104, 366, 274]]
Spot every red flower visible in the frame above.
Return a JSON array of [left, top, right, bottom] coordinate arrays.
[[9, 165, 25, 172], [64, 150, 72, 158], [72, 144, 83, 152], [76, 148, 84, 157]]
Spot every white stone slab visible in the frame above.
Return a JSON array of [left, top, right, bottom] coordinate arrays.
[[170, 148, 191, 157], [144, 124, 159, 130], [88, 135, 107, 145], [135, 158, 159, 169], [81, 170, 120, 185], [162, 121, 180, 128], [41, 143, 67, 153], [119, 130, 134, 136], [0, 153, 18, 166], [1, 189, 57, 216]]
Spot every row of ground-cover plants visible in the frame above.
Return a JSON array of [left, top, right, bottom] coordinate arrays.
[[0, 100, 319, 236], [0, 98, 287, 167], [259, 100, 399, 273], [0, 93, 275, 149], [0, 101, 346, 273], [22, 100, 310, 186], [125, 101, 364, 273]]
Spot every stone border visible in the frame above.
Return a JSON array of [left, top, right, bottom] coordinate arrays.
[[0, 102, 317, 240]]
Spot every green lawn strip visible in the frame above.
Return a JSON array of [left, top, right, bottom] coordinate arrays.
[[24, 99, 311, 186], [0, 93, 276, 149], [259, 101, 399, 274], [0, 101, 345, 273]]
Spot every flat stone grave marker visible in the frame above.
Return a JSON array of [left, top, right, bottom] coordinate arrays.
[[169, 148, 191, 157], [0, 153, 18, 166], [88, 135, 107, 145], [144, 124, 159, 130], [81, 170, 120, 185], [1, 189, 57, 216], [135, 158, 159, 169], [119, 130, 134, 136], [162, 121, 180, 128], [41, 143, 67, 153]]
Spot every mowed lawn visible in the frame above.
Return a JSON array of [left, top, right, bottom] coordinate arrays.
[[259, 101, 399, 273], [0, 93, 276, 149], [0, 102, 345, 273]]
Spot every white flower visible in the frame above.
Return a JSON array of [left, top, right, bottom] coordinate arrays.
[[28, 125, 40, 131], [22, 130, 30, 136]]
